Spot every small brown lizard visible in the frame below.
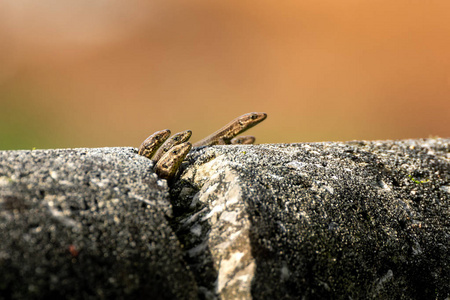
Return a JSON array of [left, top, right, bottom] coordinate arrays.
[[230, 135, 256, 145], [192, 112, 267, 147], [138, 112, 267, 180], [138, 129, 171, 159], [154, 142, 192, 180], [152, 130, 192, 162]]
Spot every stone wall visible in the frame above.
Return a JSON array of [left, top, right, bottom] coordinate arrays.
[[1, 139, 449, 299]]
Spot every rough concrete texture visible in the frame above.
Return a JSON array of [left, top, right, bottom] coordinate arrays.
[[1, 139, 449, 299], [170, 138, 449, 299], [0, 148, 197, 300]]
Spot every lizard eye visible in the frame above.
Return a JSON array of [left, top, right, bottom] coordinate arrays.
[[251, 114, 258, 120]]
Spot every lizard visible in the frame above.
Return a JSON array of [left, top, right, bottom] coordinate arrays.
[[230, 135, 256, 145], [138, 112, 267, 180], [154, 142, 192, 180], [138, 129, 171, 159], [152, 130, 192, 162], [192, 112, 267, 147]]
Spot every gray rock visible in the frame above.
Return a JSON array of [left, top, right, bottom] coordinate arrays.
[[171, 138, 450, 299], [1, 139, 449, 299], [0, 147, 197, 300]]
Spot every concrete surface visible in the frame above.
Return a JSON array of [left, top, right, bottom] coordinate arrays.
[[171, 138, 449, 299], [1, 139, 449, 299], [0, 147, 197, 300]]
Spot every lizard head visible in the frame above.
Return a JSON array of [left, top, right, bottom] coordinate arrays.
[[154, 142, 192, 180], [138, 129, 171, 158], [237, 112, 267, 130]]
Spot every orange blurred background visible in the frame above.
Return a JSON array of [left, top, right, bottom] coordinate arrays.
[[1, 0, 449, 150]]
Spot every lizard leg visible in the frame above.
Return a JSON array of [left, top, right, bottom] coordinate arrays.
[[216, 137, 230, 145]]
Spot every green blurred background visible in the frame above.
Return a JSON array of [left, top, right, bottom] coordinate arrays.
[[1, 0, 449, 150]]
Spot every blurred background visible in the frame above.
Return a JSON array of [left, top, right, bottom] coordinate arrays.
[[1, 0, 449, 150]]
